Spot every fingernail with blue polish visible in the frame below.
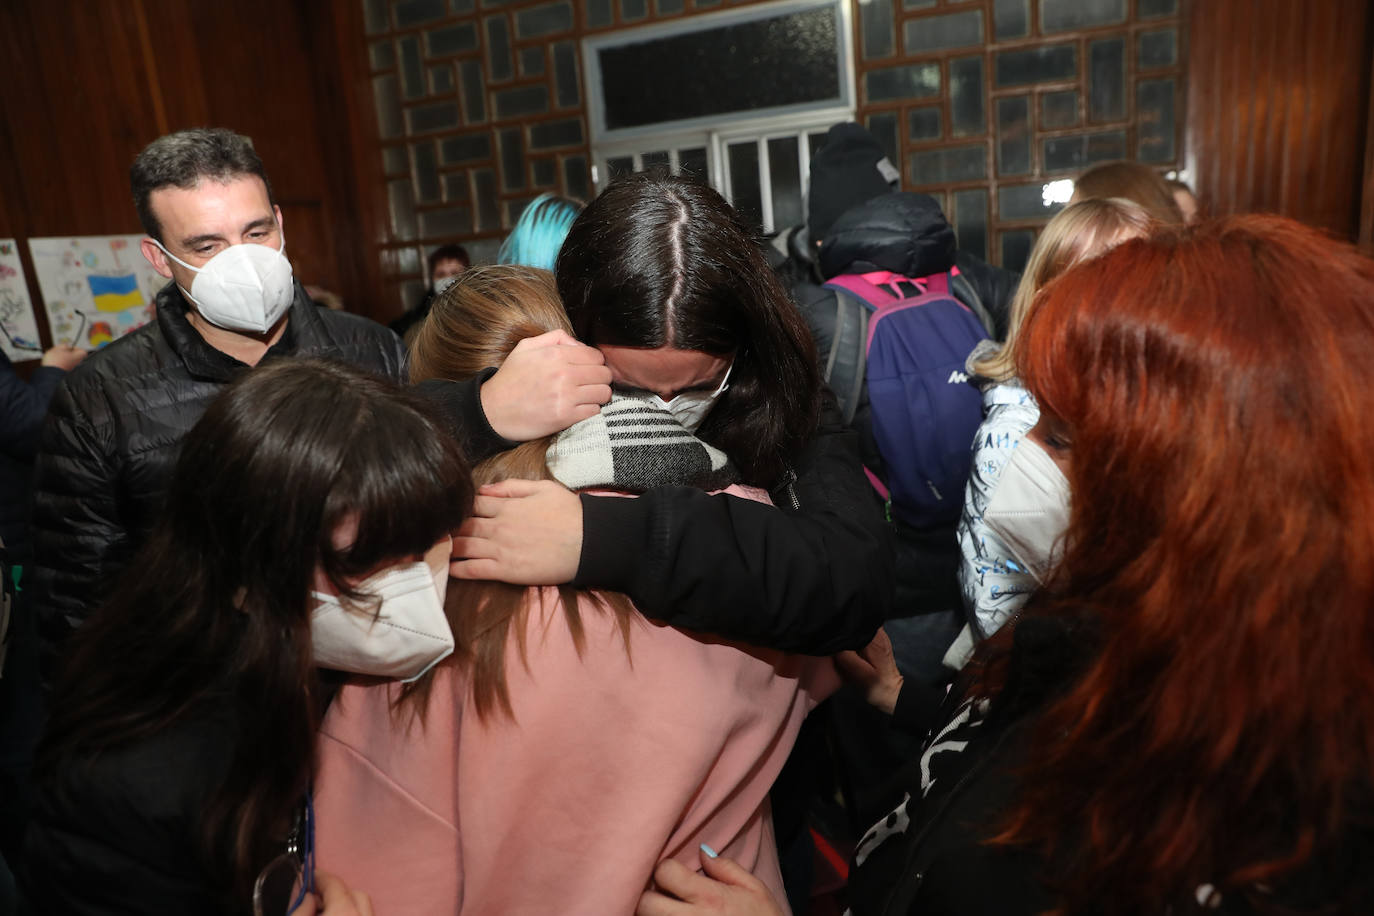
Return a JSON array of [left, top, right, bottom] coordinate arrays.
[[700, 844, 718, 858]]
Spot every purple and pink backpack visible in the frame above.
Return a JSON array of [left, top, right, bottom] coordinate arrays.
[[822, 269, 988, 529]]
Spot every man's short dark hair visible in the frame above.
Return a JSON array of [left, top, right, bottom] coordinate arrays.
[[428, 244, 470, 276], [130, 128, 275, 241]]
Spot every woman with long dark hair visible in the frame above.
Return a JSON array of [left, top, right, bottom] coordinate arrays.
[[24, 360, 472, 914], [642, 216, 1374, 914], [314, 263, 836, 913]]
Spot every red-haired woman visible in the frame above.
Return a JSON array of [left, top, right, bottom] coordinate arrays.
[[638, 215, 1374, 915]]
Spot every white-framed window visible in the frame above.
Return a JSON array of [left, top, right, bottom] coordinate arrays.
[[583, 0, 855, 232]]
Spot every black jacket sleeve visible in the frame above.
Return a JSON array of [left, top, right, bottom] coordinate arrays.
[[954, 250, 1020, 341], [414, 370, 520, 465], [0, 356, 64, 462], [573, 394, 893, 654]]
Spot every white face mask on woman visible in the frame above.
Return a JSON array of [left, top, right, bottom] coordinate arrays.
[[647, 362, 732, 432], [152, 234, 295, 333], [310, 554, 454, 683], [983, 439, 1071, 584]]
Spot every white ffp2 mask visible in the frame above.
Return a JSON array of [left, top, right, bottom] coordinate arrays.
[[648, 362, 732, 433], [153, 234, 295, 333], [310, 559, 454, 682], [983, 439, 1071, 584]]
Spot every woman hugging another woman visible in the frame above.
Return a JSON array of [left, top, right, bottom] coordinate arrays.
[[313, 174, 838, 915]]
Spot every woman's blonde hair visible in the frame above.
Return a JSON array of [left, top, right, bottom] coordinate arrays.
[[972, 198, 1154, 382], [402, 265, 634, 721]]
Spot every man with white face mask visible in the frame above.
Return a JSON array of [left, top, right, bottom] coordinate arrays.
[[26, 128, 413, 671]]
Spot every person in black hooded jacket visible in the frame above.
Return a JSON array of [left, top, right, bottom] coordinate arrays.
[[790, 192, 1016, 684]]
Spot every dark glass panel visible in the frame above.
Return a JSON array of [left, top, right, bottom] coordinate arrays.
[[1138, 0, 1178, 18], [861, 0, 894, 60], [499, 127, 525, 191], [992, 0, 1028, 40], [420, 206, 474, 238], [363, 0, 388, 35], [728, 141, 763, 232], [949, 56, 984, 137], [607, 156, 635, 180], [516, 2, 574, 39], [395, 0, 446, 28], [374, 75, 403, 139], [383, 146, 409, 176], [769, 136, 804, 230], [1137, 28, 1177, 69], [1000, 230, 1035, 272], [1042, 129, 1126, 172], [954, 189, 987, 261], [995, 45, 1076, 87], [427, 23, 479, 56], [1039, 90, 1078, 128], [678, 147, 708, 182], [1040, 0, 1125, 33], [657, 0, 684, 13], [587, 0, 613, 28], [1089, 38, 1126, 122], [529, 118, 583, 149], [996, 96, 1030, 176], [867, 63, 940, 103], [599, 6, 841, 129], [908, 144, 986, 185], [1137, 79, 1176, 162], [998, 183, 1065, 220], [370, 41, 394, 71], [520, 48, 545, 77], [905, 10, 983, 53], [908, 107, 942, 141], [430, 66, 454, 93], [473, 168, 500, 232], [563, 155, 590, 200], [459, 60, 486, 123], [865, 112, 899, 168], [443, 173, 469, 202], [532, 158, 557, 187], [406, 101, 460, 134], [412, 142, 441, 202], [399, 36, 424, 100], [492, 85, 549, 119], [641, 150, 671, 171], [485, 16, 512, 82], [389, 179, 417, 241], [553, 42, 580, 107], [621, 0, 648, 21]]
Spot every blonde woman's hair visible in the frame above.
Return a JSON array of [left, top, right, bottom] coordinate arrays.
[[973, 198, 1155, 382], [401, 265, 634, 722]]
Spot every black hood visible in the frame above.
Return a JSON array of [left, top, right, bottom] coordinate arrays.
[[818, 192, 956, 280]]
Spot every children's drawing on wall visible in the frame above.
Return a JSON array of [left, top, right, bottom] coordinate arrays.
[[28, 236, 164, 351], [0, 239, 44, 361]]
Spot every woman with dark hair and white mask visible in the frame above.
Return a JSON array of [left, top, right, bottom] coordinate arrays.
[[24, 360, 472, 915]]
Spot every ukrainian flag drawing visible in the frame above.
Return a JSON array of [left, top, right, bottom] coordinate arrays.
[[87, 274, 144, 313]]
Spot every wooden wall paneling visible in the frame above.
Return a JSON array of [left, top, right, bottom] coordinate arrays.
[[1361, 41, 1374, 251], [1185, 0, 1372, 239]]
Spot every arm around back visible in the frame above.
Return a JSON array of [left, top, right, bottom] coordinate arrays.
[[575, 395, 892, 654]]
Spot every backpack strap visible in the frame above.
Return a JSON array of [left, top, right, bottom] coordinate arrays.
[[824, 286, 869, 426]]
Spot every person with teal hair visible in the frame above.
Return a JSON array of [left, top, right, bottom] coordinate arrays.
[[497, 193, 583, 270]]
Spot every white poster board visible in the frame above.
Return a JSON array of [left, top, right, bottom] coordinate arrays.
[[0, 239, 44, 361], [28, 236, 165, 350]]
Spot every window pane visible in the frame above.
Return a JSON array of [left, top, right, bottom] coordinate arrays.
[[1040, 0, 1125, 33], [953, 188, 987, 261], [598, 6, 841, 131], [1138, 29, 1177, 69], [950, 56, 985, 137], [904, 10, 983, 53], [866, 63, 941, 102], [995, 45, 1076, 88], [642, 150, 670, 171], [1040, 90, 1078, 128], [768, 136, 804, 231], [999, 183, 1065, 220], [607, 156, 635, 180], [1043, 130, 1126, 173], [908, 107, 942, 141], [861, 0, 894, 59], [993, 0, 1028, 40], [996, 96, 1030, 176], [865, 113, 899, 167], [728, 141, 763, 232], [1137, 79, 1177, 162], [1089, 38, 1126, 122], [1000, 230, 1036, 272], [909, 143, 986, 185], [678, 147, 708, 182]]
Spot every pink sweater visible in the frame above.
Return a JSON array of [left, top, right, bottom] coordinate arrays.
[[315, 491, 838, 915]]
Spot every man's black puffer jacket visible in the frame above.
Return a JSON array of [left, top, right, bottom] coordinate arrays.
[[792, 193, 1018, 620], [28, 282, 407, 670]]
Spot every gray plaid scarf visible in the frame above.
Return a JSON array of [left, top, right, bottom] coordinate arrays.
[[546, 395, 738, 493]]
